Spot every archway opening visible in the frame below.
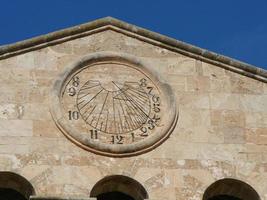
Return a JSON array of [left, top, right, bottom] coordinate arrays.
[[90, 175, 148, 200], [203, 178, 260, 200], [0, 172, 35, 200]]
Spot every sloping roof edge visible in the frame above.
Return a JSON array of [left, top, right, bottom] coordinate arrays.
[[0, 17, 266, 82]]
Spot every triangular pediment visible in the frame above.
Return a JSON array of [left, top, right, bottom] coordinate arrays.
[[0, 17, 266, 82]]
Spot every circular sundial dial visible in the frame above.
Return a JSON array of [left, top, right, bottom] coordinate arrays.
[[77, 78, 150, 134], [51, 52, 178, 157]]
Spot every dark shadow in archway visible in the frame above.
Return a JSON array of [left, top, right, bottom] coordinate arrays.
[[208, 195, 242, 200], [90, 175, 148, 200], [0, 171, 35, 200], [0, 188, 27, 200], [203, 178, 260, 200], [97, 191, 135, 200]]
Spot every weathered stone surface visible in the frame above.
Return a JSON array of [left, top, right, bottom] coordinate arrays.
[[0, 20, 266, 200]]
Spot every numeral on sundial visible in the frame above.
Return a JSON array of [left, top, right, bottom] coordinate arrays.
[[72, 76, 80, 87], [152, 114, 161, 126], [90, 129, 98, 139], [140, 127, 148, 137], [148, 119, 155, 130], [68, 111, 79, 120], [131, 132, 135, 142], [147, 86, 153, 94], [140, 78, 147, 87], [152, 95, 160, 113], [152, 95, 160, 103], [68, 87, 76, 96], [68, 76, 80, 96], [153, 104, 160, 113], [111, 135, 124, 144]]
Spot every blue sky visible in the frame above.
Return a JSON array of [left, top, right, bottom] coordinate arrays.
[[0, 0, 267, 70]]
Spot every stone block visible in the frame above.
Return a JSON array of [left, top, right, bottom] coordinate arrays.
[[177, 92, 210, 109], [202, 62, 226, 78], [226, 71, 264, 94], [240, 94, 267, 112], [186, 76, 210, 93], [0, 120, 32, 136], [211, 110, 245, 127], [33, 120, 63, 138], [222, 127, 245, 144], [210, 93, 241, 110]]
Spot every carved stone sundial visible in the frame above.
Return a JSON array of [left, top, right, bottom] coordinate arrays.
[[51, 52, 178, 157]]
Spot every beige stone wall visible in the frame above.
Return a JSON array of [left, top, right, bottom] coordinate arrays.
[[0, 30, 266, 200]]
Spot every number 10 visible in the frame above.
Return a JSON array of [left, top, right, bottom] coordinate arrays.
[[68, 111, 79, 120]]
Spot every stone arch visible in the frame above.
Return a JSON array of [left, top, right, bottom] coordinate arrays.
[[203, 178, 260, 200], [0, 171, 35, 199], [90, 175, 148, 200]]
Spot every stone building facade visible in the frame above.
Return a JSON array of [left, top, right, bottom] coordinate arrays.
[[0, 17, 266, 200]]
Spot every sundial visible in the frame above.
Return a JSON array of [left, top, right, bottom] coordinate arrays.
[[51, 52, 177, 157]]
